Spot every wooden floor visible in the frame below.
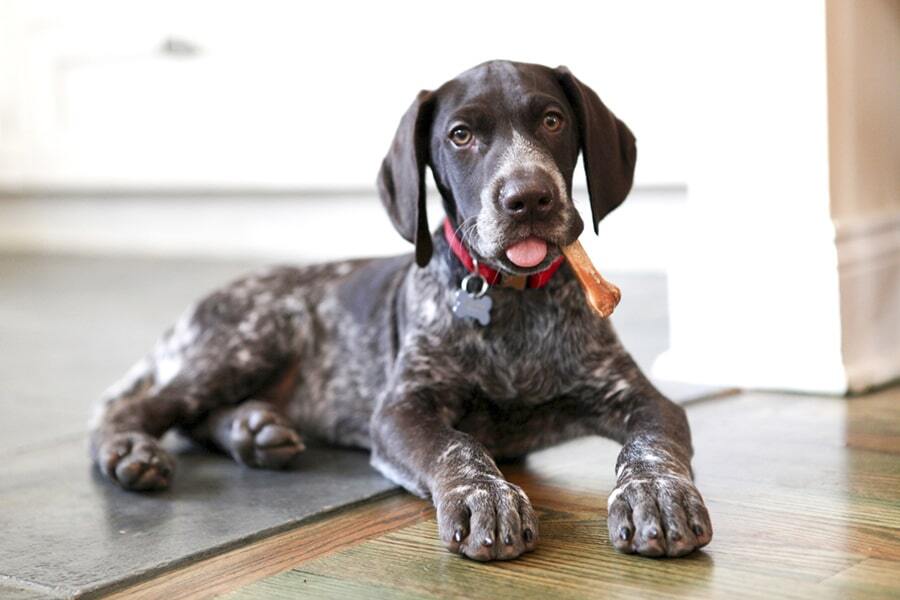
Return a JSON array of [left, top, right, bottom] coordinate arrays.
[[108, 386, 900, 600]]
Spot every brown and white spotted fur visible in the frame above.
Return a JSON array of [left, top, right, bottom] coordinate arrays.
[[90, 60, 712, 561]]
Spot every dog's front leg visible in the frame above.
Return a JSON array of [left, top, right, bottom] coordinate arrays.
[[600, 373, 713, 557], [370, 389, 538, 561]]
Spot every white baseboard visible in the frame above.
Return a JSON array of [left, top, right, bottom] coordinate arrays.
[[834, 211, 900, 393], [0, 187, 686, 272]]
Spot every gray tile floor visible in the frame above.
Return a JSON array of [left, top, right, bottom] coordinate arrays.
[[0, 253, 724, 598]]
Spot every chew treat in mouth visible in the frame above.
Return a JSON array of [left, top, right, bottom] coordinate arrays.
[[505, 237, 548, 268], [560, 240, 621, 318]]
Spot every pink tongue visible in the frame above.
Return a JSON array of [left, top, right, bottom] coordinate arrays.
[[505, 237, 548, 268]]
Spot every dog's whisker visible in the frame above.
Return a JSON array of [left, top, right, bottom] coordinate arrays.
[[457, 217, 479, 252]]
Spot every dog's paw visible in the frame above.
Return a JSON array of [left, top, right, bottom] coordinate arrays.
[[607, 474, 712, 557], [227, 405, 305, 469], [96, 432, 175, 491], [436, 478, 538, 561]]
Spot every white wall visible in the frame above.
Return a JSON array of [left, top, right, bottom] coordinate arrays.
[[0, 0, 696, 189], [649, 0, 900, 394]]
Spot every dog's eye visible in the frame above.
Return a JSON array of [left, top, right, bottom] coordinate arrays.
[[543, 111, 563, 132], [449, 126, 473, 147]]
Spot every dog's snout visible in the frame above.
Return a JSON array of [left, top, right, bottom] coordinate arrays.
[[499, 178, 555, 219]]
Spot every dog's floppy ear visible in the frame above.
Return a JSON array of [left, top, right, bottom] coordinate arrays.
[[555, 66, 637, 233], [377, 90, 436, 267]]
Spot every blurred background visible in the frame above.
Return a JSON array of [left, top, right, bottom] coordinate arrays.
[[0, 0, 697, 268], [0, 0, 897, 395]]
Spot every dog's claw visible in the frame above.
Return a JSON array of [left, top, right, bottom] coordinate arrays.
[[607, 474, 712, 558], [437, 479, 537, 561]]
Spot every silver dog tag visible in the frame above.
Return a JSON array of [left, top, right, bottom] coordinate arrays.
[[453, 273, 492, 326]]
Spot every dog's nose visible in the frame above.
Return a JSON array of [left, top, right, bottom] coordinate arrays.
[[498, 180, 555, 219]]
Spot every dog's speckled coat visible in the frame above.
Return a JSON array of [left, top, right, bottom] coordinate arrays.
[[90, 60, 712, 561]]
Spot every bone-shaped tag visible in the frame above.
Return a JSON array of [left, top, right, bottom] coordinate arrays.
[[452, 290, 492, 326]]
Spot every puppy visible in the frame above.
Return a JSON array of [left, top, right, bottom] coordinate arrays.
[[90, 60, 712, 561]]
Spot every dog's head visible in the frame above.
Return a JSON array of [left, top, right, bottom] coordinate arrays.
[[377, 60, 636, 273]]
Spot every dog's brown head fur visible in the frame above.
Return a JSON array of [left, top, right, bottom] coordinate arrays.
[[377, 60, 637, 272]]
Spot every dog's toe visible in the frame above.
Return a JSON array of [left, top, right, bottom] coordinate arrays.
[[606, 475, 712, 558], [437, 479, 537, 561], [96, 432, 174, 491], [228, 406, 305, 469], [607, 495, 636, 553]]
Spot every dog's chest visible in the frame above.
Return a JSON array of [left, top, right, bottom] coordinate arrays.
[[404, 266, 617, 406], [451, 293, 598, 405]]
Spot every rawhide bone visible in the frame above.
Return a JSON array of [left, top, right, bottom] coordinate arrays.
[[561, 241, 621, 318]]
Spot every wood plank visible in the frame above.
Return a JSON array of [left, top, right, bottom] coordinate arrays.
[[117, 387, 900, 600], [821, 558, 900, 599], [103, 492, 430, 600]]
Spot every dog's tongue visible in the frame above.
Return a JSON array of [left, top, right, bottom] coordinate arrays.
[[505, 237, 548, 268]]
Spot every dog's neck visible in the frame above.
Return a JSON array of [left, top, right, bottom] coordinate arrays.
[[441, 219, 564, 290]]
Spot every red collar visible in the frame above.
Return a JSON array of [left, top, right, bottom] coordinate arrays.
[[443, 219, 564, 289]]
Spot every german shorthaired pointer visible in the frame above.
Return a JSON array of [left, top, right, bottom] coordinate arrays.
[[90, 60, 712, 561]]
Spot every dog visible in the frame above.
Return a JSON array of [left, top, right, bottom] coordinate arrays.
[[90, 60, 712, 561]]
